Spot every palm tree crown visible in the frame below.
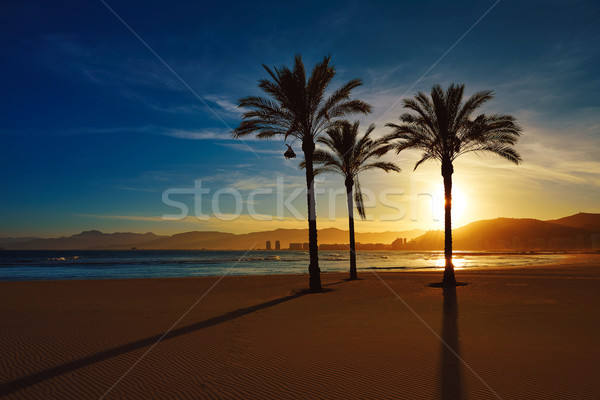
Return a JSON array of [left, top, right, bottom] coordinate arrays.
[[233, 55, 371, 142], [386, 83, 522, 169], [314, 121, 400, 218]]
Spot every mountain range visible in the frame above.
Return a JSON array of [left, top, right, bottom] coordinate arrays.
[[0, 228, 423, 250], [1, 213, 598, 251], [393, 212, 600, 250]]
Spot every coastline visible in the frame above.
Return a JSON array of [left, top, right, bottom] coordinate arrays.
[[1, 250, 593, 282], [1, 257, 599, 399]]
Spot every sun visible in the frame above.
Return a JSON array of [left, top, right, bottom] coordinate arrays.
[[434, 185, 468, 226]]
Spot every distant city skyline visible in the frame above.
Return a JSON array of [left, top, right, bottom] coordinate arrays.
[[1, 0, 599, 237]]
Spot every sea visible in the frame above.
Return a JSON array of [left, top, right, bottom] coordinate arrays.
[[0, 250, 571, 281]]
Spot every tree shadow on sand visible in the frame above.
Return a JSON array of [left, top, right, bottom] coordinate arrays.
[[439, 286, 464, 400], [0, 282, 340, 396]]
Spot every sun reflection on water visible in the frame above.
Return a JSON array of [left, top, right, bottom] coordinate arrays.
[[435, 257, 466, 269]]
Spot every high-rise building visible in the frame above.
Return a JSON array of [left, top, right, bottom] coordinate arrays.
[[266, 241, 271, 250], [275, 240, 280, 250]]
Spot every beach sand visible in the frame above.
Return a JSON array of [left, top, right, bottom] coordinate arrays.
[[1, 254, 599, 399]]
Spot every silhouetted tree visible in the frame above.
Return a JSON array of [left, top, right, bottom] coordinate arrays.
[[307, 121, 400, 279], [386, 84, 522, 286], [233, 55, 371, 292]]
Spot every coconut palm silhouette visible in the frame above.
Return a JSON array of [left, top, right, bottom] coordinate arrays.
[[304, 120, 400, 280], [386, 83, 522, 286], [233, 55, 371, 292]]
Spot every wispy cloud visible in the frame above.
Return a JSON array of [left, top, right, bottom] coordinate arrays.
[[36, 34, 246, 124], [39, 34, 184, 92], [216, 142, 282, 153], [112, 186, 161, 193], [5, 124, 258, 143], [78, 214, 164, 222], [76, 212, 344, 233], [201, 169, 304, 190], [163, 129, 231, 140], [205, 95, 241, 115]]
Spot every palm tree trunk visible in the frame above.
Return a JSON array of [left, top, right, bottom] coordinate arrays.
[[303, 139, 322, 292], [345, 179, 357, 280], [442, 160, 457, 286]]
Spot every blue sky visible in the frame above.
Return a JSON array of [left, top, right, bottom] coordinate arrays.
[[1, 0, 599, 237]]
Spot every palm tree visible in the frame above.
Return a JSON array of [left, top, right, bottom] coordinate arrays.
[[233, 55, 371, 292], [386, 83, 522, 286], [308, 121, 400, 280]]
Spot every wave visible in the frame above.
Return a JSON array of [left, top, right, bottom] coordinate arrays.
[[244, 255, 282, 261], [0, 255, 299, 268], [46, 256, 80, 261]]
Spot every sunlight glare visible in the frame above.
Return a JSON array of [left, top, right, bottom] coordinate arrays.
[[435, 257, 466, 269], [435, 185, 467, 225]]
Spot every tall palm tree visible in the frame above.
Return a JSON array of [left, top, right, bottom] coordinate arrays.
[[233, 55, 371, 292], [309, 121, 400, 280], [386, 83, 522, 286]]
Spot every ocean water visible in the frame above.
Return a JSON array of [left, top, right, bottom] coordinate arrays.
[[0, 250, 569, 281]]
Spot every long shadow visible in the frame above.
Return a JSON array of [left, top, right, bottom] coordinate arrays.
[[0, 288, 319, 396], [439, 286, 463, 400]]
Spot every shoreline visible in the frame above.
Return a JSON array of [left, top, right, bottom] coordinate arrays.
[[1, 252, 597, 284]]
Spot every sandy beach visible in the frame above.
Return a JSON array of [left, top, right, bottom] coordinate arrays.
[[1, 254, 599, 399]]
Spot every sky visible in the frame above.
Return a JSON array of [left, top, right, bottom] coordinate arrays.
[[1, 0, 599, 237]]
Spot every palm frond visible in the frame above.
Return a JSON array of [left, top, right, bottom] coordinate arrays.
[[464, 144, 522, 164], [354, 178, 366, 220], [386, 83, 522, 170], [413, 152, 435, 170], [455, 89, 493, 126], [358, 161, 401, 174]]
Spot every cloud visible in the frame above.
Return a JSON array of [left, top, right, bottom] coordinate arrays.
[[217, 142, 282, 153], [204, 95, 241, 115], [9, 125, 262, 147], [112, 186, 161, 193], [39, 34, 184, 92], [160, 129, 262, 156], [36, 34, 246, 126], [201, 170, 305, 190], [75, 212, 409, 234], [77, 214, 165, 222], [163, 129, 230, 140]]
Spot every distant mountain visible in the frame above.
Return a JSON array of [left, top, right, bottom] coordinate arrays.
[[396, 213, 600, 251], [1, 228, 424, 250], [132, 231, 238, 250], [548, 212, 600, 232], [3, 213, 598, 251], [0, 237, 39, 247], [133, 228, 423, 250], [6, 230, 163, 250]]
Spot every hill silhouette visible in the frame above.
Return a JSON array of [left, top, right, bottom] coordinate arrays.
[[4, 231, 163, 250], [2, 213, 598, 251], [1, 228, 423, 250], [394, 213, 600, 251], [548, 212, 600, 231]]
